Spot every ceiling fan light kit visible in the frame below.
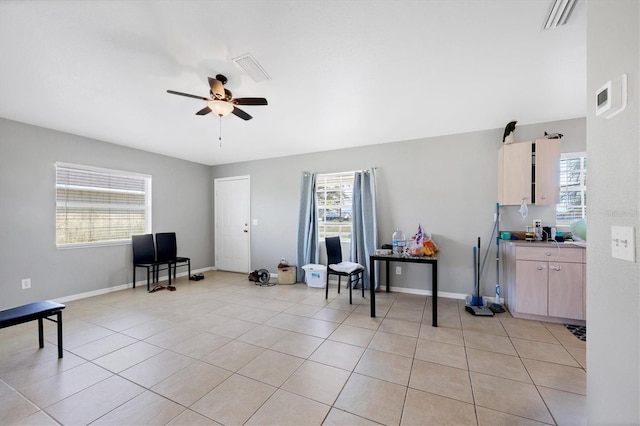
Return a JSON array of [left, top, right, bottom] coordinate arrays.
[[208, 100, 234, 117]]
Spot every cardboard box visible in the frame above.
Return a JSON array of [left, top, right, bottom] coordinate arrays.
[[277, 266, 297, 285]]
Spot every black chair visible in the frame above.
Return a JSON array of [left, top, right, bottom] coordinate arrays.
[[132, 234, 171, 291], [325, 236, 365, 304], [156, 232, 191, 281]]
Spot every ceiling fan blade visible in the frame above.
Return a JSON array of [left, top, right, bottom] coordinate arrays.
[[233, 97, 268, 106], [196, 106, 212, 116], [208, 77, 225, 99], [167, 90, 210, 101], [232, 106, 253, 120]]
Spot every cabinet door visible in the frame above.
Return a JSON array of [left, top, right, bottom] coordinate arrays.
[[499, 141, 533, 205], [548, 262, 584, 320], [534, 139, 560, 205], [515, 260, 548, 316]]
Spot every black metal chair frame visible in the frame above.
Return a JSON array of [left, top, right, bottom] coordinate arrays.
[[324, 236, 365, 304], [156, 232, 191, 280], [132, 234, 172, 291]]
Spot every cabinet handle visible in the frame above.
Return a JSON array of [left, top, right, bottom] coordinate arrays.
[[546, 252, 551, 256], [537, 266, 545, 270], [551, 265, 562, 271], [541, 195, 547, 200]]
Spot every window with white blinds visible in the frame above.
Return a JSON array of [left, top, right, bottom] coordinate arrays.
[[316, 172, 354, 241], [556, 152, 587, 225], [55, 163, 151, 247]]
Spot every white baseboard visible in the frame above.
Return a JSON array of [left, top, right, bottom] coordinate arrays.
[[54, 267, 213, 303], [326, 280, 503, 303], [53, 267, 503, 305], [387, 285, 467, 300]]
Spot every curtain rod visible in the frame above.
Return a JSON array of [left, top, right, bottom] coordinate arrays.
[[306, 167, 378, 176]]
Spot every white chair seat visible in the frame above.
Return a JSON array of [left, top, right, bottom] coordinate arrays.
[[329, 261, 364, 274]]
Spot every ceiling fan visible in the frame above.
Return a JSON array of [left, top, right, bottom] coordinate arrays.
[[167, 74, 268, 121]]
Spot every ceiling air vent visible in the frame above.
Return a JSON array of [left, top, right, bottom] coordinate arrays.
[[233, 53, 271, 82], [543, 0, 578, 30]]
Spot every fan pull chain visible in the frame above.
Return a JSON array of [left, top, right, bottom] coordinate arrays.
[[218, 116, 223, 147]]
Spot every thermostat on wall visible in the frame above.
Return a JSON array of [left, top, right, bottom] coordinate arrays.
[[596, 74, 627, 119]]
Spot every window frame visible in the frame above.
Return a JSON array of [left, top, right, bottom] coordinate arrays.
[[316, 171, 355, 242], [55, 162, 152, 249], [556, 152, 587, 226]]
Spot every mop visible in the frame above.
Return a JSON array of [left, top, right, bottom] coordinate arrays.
[[467, 203, 507, 316]]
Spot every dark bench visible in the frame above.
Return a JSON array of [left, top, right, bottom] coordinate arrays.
[[0, 301, 66, 358]]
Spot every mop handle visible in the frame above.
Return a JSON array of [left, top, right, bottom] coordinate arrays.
[[479, 220, 497, 276], [480, 202, 501, 277], [496, 203, 500, 287], [477, 237, 481, 299], [473, 246, 478, 295]]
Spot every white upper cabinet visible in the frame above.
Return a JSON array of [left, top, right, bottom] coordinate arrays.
[[498, 139, 561, 205]]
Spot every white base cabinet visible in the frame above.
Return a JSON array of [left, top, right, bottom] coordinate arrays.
[[503, 242, 586, 325]]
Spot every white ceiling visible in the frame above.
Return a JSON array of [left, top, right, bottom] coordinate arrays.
[[0, 0, 586, 166]]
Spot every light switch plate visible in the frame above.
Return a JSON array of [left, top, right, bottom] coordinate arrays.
[[611, 226, 636, 262]]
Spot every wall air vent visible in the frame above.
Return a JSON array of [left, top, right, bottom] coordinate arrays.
[[233, 53, 271, 82], [543, 0, 578, 30]]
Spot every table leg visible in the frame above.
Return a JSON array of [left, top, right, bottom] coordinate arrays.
[[385, 261, 390, 292], [57, 312, 63, 358], [369, 257, 376, 317], [432, 262, 438, 327], [38, 317, 44, 348]]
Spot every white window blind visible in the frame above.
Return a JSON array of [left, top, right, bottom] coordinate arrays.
[[556, 152, 587, 224], [316, 172, 354, 241], [55, 163, 151, 247]]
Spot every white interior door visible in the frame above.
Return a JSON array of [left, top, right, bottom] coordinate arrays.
[[215, 176, 250, 273]]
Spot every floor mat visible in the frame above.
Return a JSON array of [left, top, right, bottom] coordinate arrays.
[[564, 324, 587, 341]]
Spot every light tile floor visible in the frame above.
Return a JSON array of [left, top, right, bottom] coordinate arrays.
[[0, 271, 586, 425]]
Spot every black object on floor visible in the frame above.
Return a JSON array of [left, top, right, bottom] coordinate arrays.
[[564, 324, 587, 341], [465, 305, 495, 316], [489, 302, 506, 313], [189, 273, 204, 281], [249, 269, 274, 286]]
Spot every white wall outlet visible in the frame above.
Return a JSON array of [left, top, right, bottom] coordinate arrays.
[[611, 226, 636, 262], [534, 219, 542, 228], [21, 278, 31, 289], [396, 266, 402, 275]]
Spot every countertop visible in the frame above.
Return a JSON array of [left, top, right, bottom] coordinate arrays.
[[501, 240, 587, 249]]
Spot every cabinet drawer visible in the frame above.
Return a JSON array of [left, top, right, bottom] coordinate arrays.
[[515, 246, 584, 263]]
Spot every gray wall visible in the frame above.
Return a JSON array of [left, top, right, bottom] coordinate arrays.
[[0, 118, 212, 309], [0, 115, 586, 308], [586, 1, 640, 423], [212, 117, 585, 298]]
